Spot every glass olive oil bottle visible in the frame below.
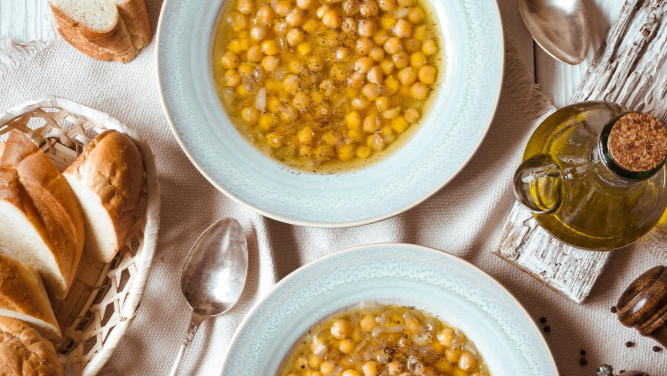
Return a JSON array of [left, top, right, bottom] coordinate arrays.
[[513, 101, 667, 250]]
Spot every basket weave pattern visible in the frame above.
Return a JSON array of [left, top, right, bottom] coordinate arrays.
[[0, 96, 160, 376]]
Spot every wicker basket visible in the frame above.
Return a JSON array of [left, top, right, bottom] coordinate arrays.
[[0, 96, 160, 376]]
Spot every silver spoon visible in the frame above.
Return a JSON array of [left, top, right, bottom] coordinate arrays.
[[519, 0, 591, 65], [168, 218, 248, 376]]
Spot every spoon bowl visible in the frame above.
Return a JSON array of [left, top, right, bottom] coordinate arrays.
[[519, 0, 591, 65], [169, 218, 248, 376]]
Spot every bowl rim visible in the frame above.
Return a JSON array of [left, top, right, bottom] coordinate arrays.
[[219, 242, 557, 375], [156, 0, 505, 228]]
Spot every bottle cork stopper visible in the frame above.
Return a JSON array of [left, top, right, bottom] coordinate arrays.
[[608, 113, 667, 172]]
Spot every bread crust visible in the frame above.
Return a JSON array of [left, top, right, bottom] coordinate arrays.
[[50, 3, 137, 63], [115, 0, 152, 49], [0, 255, 60, 340], [65, 130, 145, 262], [0, 131, 84, 299], [0, 317, 63, 376], [56, 23, 114, 62]]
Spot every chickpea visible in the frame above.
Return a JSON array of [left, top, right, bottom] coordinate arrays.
[[351, 97, 370, 109], [356, 145, 372, 158], [314, 144, 334, 162], [445, 348, 461, 363], [397, 67, 417, 85], [335, 47, 351, 61], [359, 0, 379, 17], [241, 107, 259, 124], [403, 38, 421, 53], [367, 133, 385, 151], [322, 9, 341, 28], [413, 24, 428, 40], [380, 15, 397, 30], [237, 62, 253, 75], [320, 79, 335, 95], [378, 0, 395, 11], [347, 129, 364, 142], [302, 18, 318, 33], [394, 19, 412, 38], [274, 0, 291, 16], [409, 7, 425, 23], [422, 39, 438, 55], [228, 12, 248, 31], [358, 19, 377, 38], [250, 26, 268, 41], [320, 360, 335, 375], [359, 314, 377, 331], [321, 131, 339, 145], [397, 0, 413, 6], [221, 51, 239, 69], [236, 0, 255, 14], [362, 362, 379, 376], [267, 96, 282, 113], [337, 144, 356, 161], [266, 132, 283, 148], [384, 37, 403, 54], [342, 0, 360, 15], [458, 351, 478, 371], [410, 82, 429, 100], [380, 60, 395, 75], [235, 83, 249, 98], [292, 92, 310, 111], [404, 108, 420, 123], [299, 145, 314, 158], [355, 57, 374, 74], [286, 8, 305, 26], [261, 55, 280, 71], [281, 75, 298, 93], [274, 21, 289, 35], [438, 328, 455, 347], [246, 45, 262, 63], [356, 38, 375, 55], [381, 125, 396, 143], [367, 66, 383, 84], [385, 361, 403, 375], [392, 51, 410, 68], [330, 64, 347, 81], [256, 5, 275, 25], [228, 39, 249, 54], [410, 51, 427, 68], [373, 29, 390, 45], [281, 105, 298, 122], [296, 0, 313, 9], [286, 28, 304, 46], [289, 59, 306, 73], [258, 113, 277, 131], [418, 65, 437, 84], [316, 5, 330, 18], [339, 339, 355, 354], [348, 72, 365, 88], [375, 96, 390, 111], [308, 354, 322, 368], [297, 42, 312, 55], [342, 370, 360, 376], [384, 76, 400, 94], [223, 69, 242, 87], [383, 107, 401, 119], [369, 47, 385, 62], [307, 56, 324, 72], [363, 113, 381, 132], [391, 115, 409, 132], [261, 40, 280, 55], [342, 17, 357, 33], [345, 111, 362, 129]]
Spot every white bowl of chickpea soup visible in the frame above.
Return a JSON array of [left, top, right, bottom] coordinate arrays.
[[220, 244, 558, 376], [157, 0, 503, 226]]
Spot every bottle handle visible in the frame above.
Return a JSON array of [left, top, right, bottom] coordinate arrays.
[[513, 154, 564, 214]]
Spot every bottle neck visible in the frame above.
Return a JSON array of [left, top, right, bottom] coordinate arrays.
[[595, 115, 664, 185]]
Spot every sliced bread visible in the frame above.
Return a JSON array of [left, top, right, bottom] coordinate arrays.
[[0, 317, 63, 376], [0, 254, 60, 340], [114, 0, 152, 49], [64, 130, 144, 263], [50, 0, 138, 63], [0, 130, 85, 299]]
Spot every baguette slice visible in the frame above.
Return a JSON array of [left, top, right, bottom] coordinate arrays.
[[0, 317, 63, 376], [114, 0, 152, 49], [0, 131, 85, 299], [64, 130, 144, 263], [56, 21, 114, 62], [50, 0, 137, 63], [0, 254, 60, 340]]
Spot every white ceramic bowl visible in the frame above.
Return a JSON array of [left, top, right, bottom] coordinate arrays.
[[221, 244, 557, 375], [157, 0, 504, 227]]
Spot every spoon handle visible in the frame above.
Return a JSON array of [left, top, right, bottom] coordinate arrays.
[[168, 312, 206, 376]]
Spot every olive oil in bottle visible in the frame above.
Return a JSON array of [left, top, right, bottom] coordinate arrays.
[[513, 101, 667, 250]]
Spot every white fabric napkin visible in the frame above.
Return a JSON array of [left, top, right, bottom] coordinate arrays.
[[1, 0, 666, 375]]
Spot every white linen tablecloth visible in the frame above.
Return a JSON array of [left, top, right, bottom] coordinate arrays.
[[1, 0, 665, 374]]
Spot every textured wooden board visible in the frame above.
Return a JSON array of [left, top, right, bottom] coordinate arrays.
[[495, 0, 667, 303]]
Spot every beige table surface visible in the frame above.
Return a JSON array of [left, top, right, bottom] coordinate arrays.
[[1, 0, 666, 375]]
